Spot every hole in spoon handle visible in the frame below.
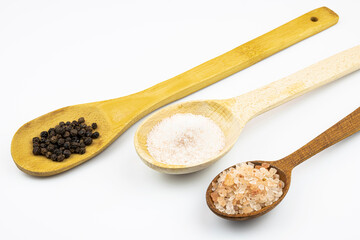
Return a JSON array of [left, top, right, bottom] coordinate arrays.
[[278, 107, 360, 170]]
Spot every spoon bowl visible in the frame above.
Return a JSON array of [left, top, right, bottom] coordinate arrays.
[[134, 45, 360, 174], [11, 103, 115, 176], [134, 100, 244, 174], [206, 161, 291, 220], [206, 107, 360, 220]]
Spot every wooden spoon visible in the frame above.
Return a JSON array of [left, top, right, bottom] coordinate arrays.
[[135, 45, 360, 174], [11, 7, 338, 176], [206, 106, 360, 220], [12, 7, 338, 176]]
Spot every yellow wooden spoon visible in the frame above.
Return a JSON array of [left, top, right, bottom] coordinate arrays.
[[134, 45, 360, 174], [11, 7, 338, 176]]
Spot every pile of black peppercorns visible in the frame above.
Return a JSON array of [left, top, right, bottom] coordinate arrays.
[[32, 117, 100, 162]]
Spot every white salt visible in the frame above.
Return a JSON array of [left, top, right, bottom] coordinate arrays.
[[146, 113, 225, 165]]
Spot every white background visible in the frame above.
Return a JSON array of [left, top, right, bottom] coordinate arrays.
[[1, 0, 360, 239]]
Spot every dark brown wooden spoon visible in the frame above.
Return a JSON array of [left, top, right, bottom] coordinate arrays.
[[206, 107, 360, 220]]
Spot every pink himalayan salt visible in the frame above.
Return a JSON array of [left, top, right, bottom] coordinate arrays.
[[211, 162, 285, 215], [146, 113, 225, 165]]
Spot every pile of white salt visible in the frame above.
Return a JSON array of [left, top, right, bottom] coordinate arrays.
[[146, 113, 225, 165]]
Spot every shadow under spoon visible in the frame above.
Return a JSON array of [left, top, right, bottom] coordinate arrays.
[[206, 106, 360, 220], [135, 45, 360, 174]]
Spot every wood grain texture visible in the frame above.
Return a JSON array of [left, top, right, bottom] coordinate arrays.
[[226, 45, 360, 121], [277, 107, 360, 169], [12, 7, 337, 176], [135, 45, 360, 174], [206, 107, 360, 220]]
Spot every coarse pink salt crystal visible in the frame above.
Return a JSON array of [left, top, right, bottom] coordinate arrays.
[[210, 192, 219, 202], [224, 174, 234, 186], [261, 163, 270, 169], [269, 168, 277, 175], [218, 197, 226, 207], [242, 206, 253, 214]]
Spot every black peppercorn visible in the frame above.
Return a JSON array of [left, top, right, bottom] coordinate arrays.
[[47, 144, 55, 152], [70, 129, 78, 137], [51, 154, 57, 161], [78, 129, 86, 136], [40, 131, 48, 138], [78, 117, 85, 123], [33, 146, 41, 155], [46, 152, 52, 159], [79, 148, 86, 154], [91, 132, 99, 139], [41, 148, 48, 155], [58, 127, 65, 135], [54, 149, 61, 155], [63, 149, 71, 158], [55, 126, 61, 134], [63, 150, 71, 158], [64, 142, 70, 149], [63, 131, 70, 138], [84, 137, 92, 146], [50, 136, 58, 144], [58, 138, 65, 146], [57, 155, 65, 162]]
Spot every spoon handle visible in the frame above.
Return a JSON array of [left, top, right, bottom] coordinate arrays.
[[140, 7, 337, 101], [277, 107, 360, 169], [228, 45, 360, 121], [101, 7, 338, 125]]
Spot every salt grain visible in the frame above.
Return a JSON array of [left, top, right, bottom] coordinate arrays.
[[147, 113, 225, 165]]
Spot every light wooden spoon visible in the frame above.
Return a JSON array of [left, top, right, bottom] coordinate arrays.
[[206, 106, 360, 220], [12, 7, 338, 176], [135, 45, 360, 174]]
